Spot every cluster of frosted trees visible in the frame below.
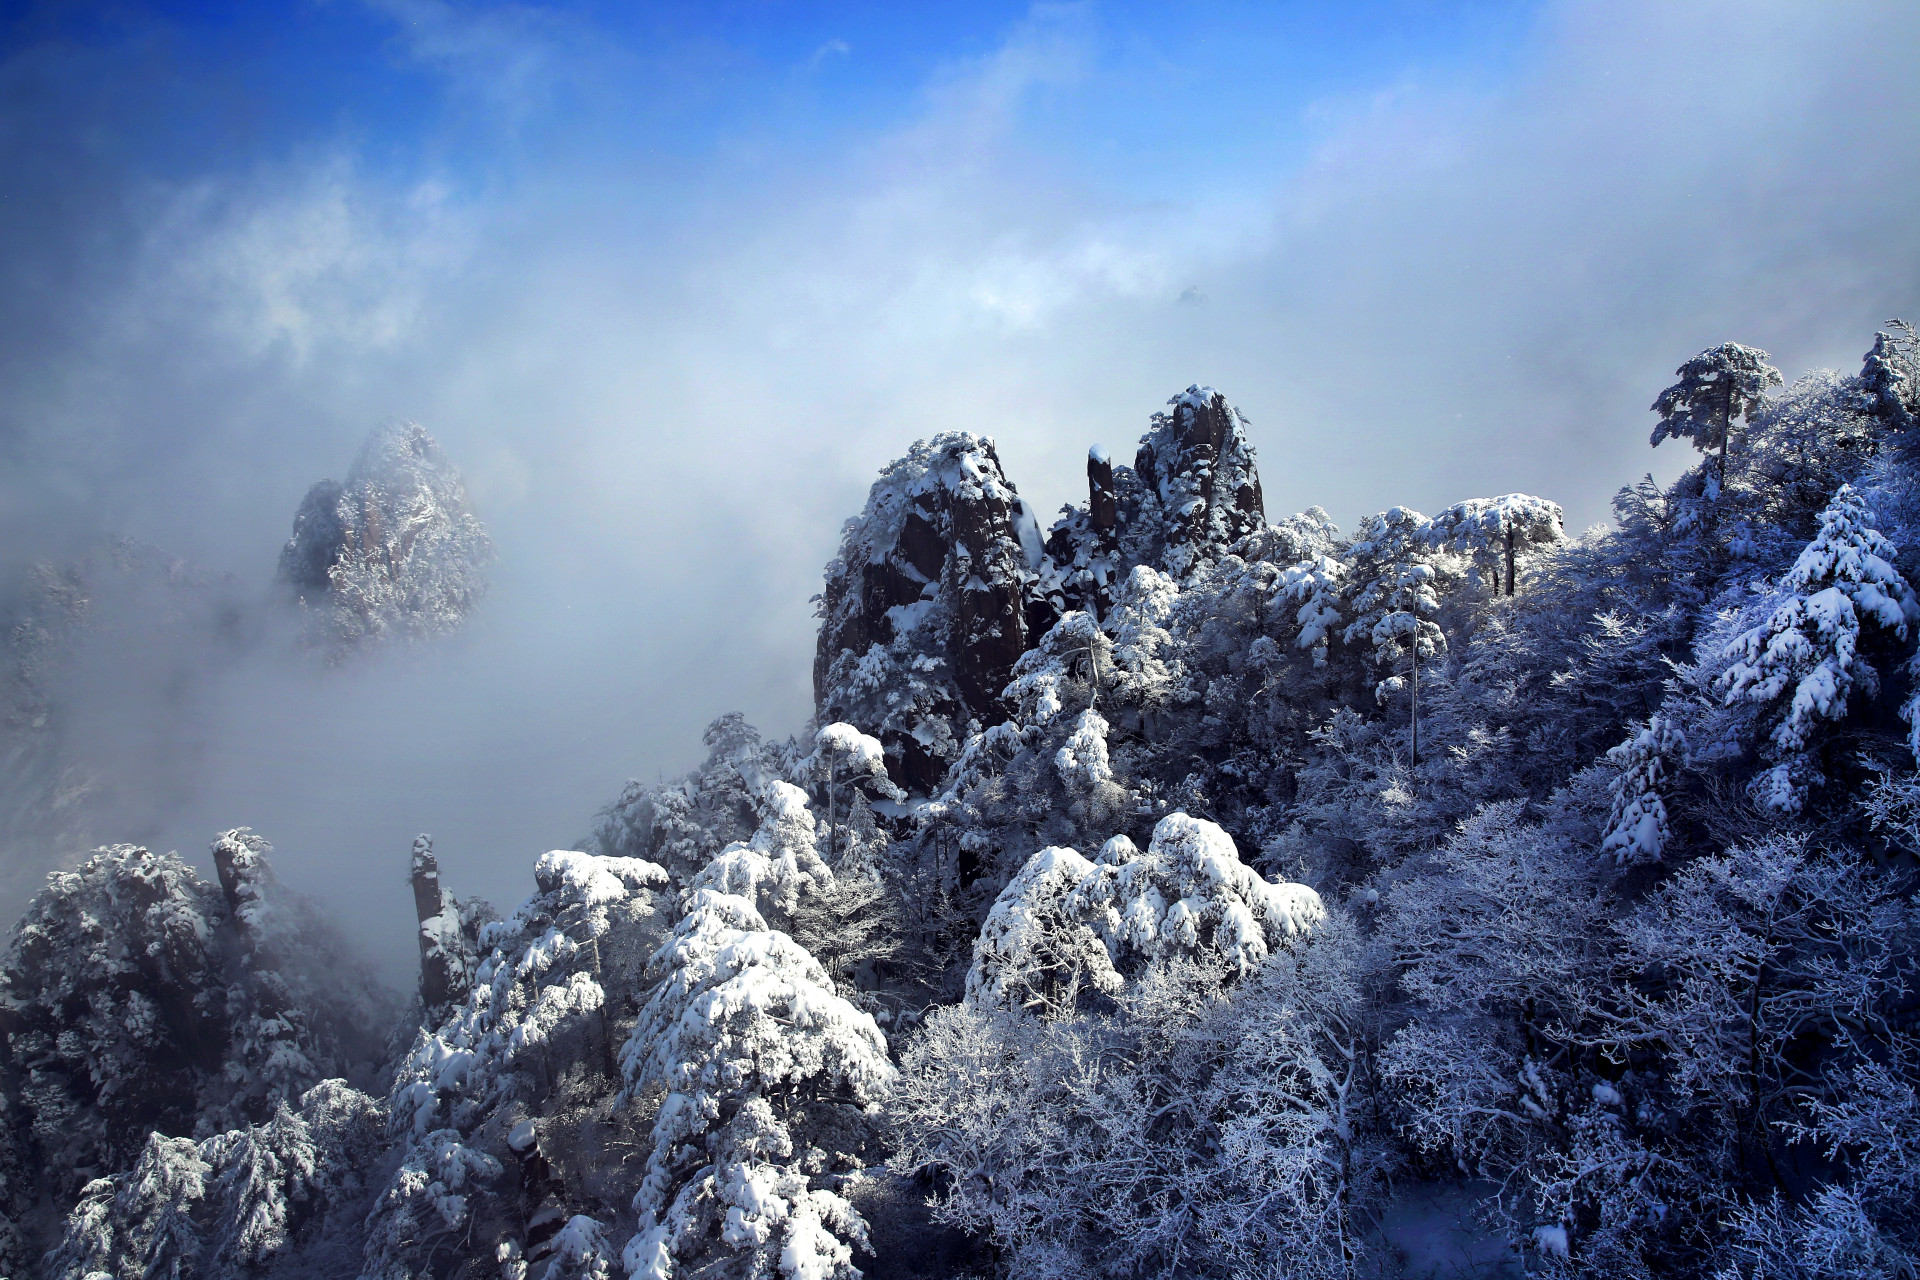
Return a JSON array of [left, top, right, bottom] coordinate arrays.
[[4, 326, 1920, 1280]]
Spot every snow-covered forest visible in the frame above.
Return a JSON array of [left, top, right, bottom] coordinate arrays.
[[5, 326, 1920, 1280]]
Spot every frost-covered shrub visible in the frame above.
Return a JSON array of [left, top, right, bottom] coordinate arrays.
[[618, 887, 895, 1280], [964, 813, 1323, 1017], [894, 924, 1382, 1279]]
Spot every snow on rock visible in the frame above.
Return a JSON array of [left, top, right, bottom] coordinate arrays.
[[814, 432, 1059, 791], [276, 420, 493, 658], [1121, 386, 1267, 580]]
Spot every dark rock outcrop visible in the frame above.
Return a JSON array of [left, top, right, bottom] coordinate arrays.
[[1042, 445, 1125, 621], [1118, 385, 1266, 579], [816, 389, 1270, 795], [814, 433, 1059, 792]]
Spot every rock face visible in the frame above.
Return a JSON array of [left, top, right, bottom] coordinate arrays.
[[1043, 445, 1125, 621], [409, 834, 470, 1012], [1118, 385, 1266, 579], [278, 421, 493, 656], [815, 433, 1059, 793], [816, 389, 1270, 795]]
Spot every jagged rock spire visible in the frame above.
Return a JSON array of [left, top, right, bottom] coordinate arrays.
[[1124, 385, 1266, 579], [814, 432, 1059, 792], [410, 834, 464, 1010]]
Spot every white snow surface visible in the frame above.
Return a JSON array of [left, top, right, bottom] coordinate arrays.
[[966, 812, 1325, 1013]]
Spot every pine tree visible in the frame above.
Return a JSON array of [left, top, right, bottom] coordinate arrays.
[[1599, 714, 1689, 864], [1857, 319, 1919, 438], [1424, 494, 1565, 596], [1342, 508, 1448, 766], [965, 814, 1324, 1018], [1712, 484, 1918, 812], [619, 888, 895, 1280], [1650, 343, 1784, 494]]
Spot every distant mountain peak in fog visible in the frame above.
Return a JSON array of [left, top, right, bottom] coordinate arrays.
[[278, 421, 494, 657]]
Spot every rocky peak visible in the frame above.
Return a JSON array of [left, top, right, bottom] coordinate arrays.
[[1042, 444, 1124, 621], [277, 421, 493, 657], [815, 432, 1058, 792], [1120, 385, 1266, 578]]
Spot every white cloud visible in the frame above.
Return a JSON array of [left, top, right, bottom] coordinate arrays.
[[4, 0, 1918, 965]]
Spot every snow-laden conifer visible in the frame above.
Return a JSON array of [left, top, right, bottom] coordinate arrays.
[[1599, 714, 1689, 864], [1424, 493, 1565, 596], [45, 1080, 384, 1280], [1649, 343, 1783, 492], [1712, 484, 1918, 810], [364, 848, 666, 1280], [687, 779, 836, 917], [618, 886, 894, 1280]]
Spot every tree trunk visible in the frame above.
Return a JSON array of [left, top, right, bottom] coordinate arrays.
[[826, 761, 838, 864], [1504, 526, 1517, 596], [1410, 641, 1420, 770], [1718, 379, 1735, 493]]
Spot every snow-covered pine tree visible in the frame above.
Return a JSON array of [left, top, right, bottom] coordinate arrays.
[[1424, 493, 1565, 597], [1857, 319, 1919, 439], [1342, 507, 1449, 764], [1650, 343, 1784, 494], [1711, 483, 1919, 812], [964, 813, 1324, 1017], [44, 1079, 386, 1280], [1599, 714, 1689, 865], [1, 845, 229, 1202], [809, 722, 903, 869], [365, 848, 668, 1280], [618, 886, 895, 1280]]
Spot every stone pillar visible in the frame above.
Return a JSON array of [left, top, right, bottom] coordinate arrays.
[[411, 834, 459, 1009]]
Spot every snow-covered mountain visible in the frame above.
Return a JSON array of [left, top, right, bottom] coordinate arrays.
[[279, 421, 493, 658], [7, 328, 1920, 1280]]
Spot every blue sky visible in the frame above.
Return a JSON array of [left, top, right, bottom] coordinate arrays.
[[3, 2, 1538, 173], [3, 0, 1917, 959]]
